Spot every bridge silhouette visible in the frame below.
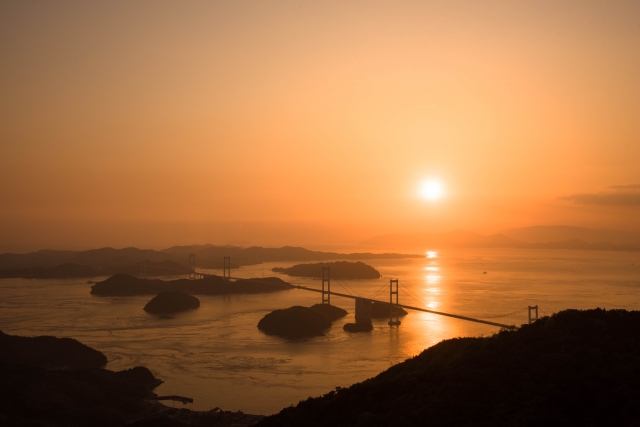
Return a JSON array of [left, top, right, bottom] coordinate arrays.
[[140, 254, 540, 330]]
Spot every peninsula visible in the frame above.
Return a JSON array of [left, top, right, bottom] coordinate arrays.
[[91, 273, 293, 296]]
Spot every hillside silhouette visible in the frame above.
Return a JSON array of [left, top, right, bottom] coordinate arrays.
[[258, 309, 640, 427]]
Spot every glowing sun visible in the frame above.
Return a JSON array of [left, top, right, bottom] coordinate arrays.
[[419, 179, 445, 201]]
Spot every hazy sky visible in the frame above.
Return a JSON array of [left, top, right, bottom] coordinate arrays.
[[1, 1, 639, 251]]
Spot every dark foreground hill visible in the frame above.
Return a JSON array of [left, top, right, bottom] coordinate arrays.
[[91, 273, 293, 296], [257, 309, 640, 427], [0, 331, 264, 427], [0, 330, 107, 369], [273, 261, 381, 279]]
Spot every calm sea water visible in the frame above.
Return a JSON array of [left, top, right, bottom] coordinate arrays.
[[1, 248, 639, 414]]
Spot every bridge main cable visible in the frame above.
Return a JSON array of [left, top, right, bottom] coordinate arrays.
[[293, 285, 514, 329]]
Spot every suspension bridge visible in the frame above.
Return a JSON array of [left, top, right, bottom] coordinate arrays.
[[139, 253, 541, 330]]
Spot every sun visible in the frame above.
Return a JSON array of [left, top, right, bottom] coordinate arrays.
[[419, 179, 445, 201]]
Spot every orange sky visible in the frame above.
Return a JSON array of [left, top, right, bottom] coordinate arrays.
[[1, 1, 639, 252]]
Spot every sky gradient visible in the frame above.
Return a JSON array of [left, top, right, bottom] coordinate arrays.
[[1, 0, 639, 252]]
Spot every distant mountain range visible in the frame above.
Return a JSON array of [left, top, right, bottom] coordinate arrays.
[[0, 245, 422, 279], [501, 225, 640, 246], [359, 226, 640, 251]]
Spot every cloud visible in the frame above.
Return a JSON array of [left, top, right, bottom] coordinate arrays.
[[560, 187, 640, 207], [609, 184, 640, 190]]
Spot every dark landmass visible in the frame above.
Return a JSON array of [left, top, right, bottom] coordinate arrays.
[[360, 229, 640, 252], [0, 331, 263, 427], [0, 331, 161, 426], [258, 304, 347, 339], [371, 302, 408, 318], [258, 309, 640, 427], [258, 306, 332, 339], [309, 303, 348, 321], [0, 330, 107, 368], [164, 245, 423, 267], [0, 245, 422, 279], [126, 409, 264, 427], [144, 291, 201, 314], [91, 273, 293, 296], [0, 259, 191, 279], [0, 262, 99, 279], [343, 319, 373, 333], [273, 261, 381, 279]]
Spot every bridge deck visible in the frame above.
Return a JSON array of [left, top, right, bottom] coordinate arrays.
[[293, 285, 515, 329], [194, 273, 516, 329]]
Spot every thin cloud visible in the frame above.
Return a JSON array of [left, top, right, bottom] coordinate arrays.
[[609, 184, 640, 190], [560, 189, 640, 207]]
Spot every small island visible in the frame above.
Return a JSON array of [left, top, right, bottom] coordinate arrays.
[[272, 261, 381, 279], [143, 291, 200, 314], [258, 304, 348, 339]]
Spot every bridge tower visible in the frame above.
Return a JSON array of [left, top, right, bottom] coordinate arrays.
[[528, 305, 539, 324], [140, 250, 147, 277], [322, 266, 330, 304], [389, 279, 401, 326], [188, 253, 196, 280], [223, 256, 231, 281]]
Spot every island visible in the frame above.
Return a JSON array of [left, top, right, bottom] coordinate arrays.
[[272, 261, 381, 279], [143, 291, 200, 314], [90, 273, 293, 296], [258, 304, 348, 339]]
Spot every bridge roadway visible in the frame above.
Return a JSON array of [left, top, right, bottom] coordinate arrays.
[[293, 285, 515, 329], [214, 273, 515, 329]]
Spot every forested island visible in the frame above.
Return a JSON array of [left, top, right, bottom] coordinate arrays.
[[91, 273, 293, 296], [273, 261, 381, 279], [258, 304, 348, 339]]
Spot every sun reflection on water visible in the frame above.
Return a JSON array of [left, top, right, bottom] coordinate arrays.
[[427, 251, 438, 259], [425, 274, 441, 284]]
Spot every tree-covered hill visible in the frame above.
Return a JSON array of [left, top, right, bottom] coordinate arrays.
[[258, 309, 640, 427]]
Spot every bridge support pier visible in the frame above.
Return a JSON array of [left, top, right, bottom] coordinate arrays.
[[389, 279, 401, 326], [528, 305, 539, 324], [355, 298, 372, 323], [223, 256, 231, 281], [322, 267, 330, 304]]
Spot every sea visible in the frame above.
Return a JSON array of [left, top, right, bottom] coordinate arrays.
[[1, 248, 639, 414]]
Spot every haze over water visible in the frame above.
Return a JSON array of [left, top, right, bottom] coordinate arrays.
[[1, 247, 638, 414]]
